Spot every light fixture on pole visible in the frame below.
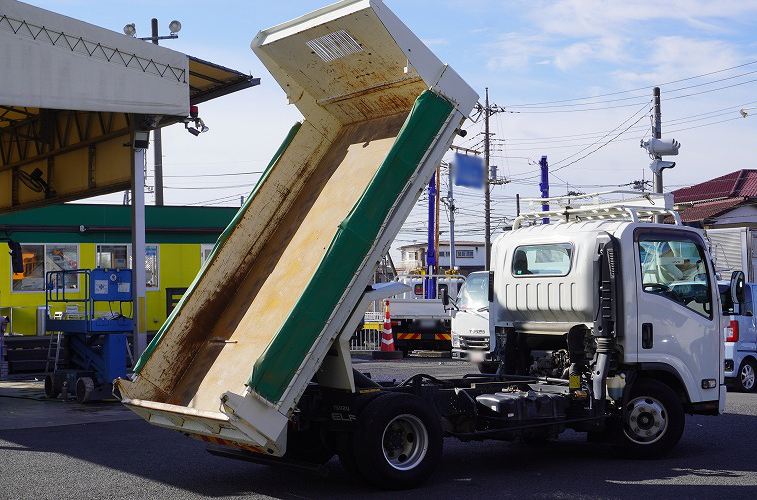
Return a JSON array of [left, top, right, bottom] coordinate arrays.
[[123, 23, 136, 37]]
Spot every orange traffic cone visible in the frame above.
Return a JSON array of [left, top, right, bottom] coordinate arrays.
[[372, 300, 403, 359]]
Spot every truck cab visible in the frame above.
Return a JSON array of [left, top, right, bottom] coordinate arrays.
[[490, 192, 727, 416]]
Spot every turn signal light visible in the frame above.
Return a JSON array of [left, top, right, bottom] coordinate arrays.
[[725, 320, 739, 342]]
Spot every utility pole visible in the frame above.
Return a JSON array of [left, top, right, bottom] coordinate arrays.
[[426, 172, 437, 299], [477, 88, 507, 270], [434, 165, 440, 275], [448, 162, 456, 272], [484, 88, 491, 270], [540, 156, 549, 224], [516, 193, 520, 216], [151, 19, 164, 206], [652, 87, 663, 223]]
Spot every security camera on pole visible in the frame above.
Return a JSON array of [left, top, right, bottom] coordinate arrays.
[[641, 87, 680, 223]]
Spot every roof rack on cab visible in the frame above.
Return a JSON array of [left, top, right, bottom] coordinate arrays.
[[513, 190, 681, 229]]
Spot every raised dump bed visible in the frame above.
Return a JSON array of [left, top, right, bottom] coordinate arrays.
[[116, 0, 476, 455]]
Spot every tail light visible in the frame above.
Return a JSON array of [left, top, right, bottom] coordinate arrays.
[[725, 320, 739, 342]]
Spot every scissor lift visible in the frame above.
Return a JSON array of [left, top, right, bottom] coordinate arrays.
[[44, 269, 134, 402]]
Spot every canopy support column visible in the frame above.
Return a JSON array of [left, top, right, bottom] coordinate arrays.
[[131, 145, 147, 357]]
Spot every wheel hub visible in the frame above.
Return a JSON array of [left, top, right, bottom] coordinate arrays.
[[741, 363, 755, 390], [624, 396, 668, 445], [381, 414, 428, 471]]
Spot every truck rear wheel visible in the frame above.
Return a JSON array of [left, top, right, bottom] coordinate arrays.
[[734, 359, 757, 392], [350, 393, 442, 489], [615, 379, 684, 459]]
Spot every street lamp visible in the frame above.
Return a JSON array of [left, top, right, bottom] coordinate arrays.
[[122, 18, 182, 207]]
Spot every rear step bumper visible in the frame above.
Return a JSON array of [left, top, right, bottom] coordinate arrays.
[[119, 395, 286, 455]]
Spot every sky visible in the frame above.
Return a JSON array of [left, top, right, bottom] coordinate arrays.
[[24, 0, 757, 254]]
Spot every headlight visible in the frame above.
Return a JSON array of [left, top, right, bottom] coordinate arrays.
[[451, 334, 460, 348]]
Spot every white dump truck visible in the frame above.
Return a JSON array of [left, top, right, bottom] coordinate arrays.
[[116, 3, 733, 491]]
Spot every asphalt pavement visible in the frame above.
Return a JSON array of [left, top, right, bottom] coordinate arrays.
[[1, 358, 756, 499]]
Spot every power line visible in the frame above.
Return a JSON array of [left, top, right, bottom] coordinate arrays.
[[503, 59, 757, 108], [147, 171, 263, 178]]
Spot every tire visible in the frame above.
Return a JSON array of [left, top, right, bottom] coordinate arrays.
[[76, 376, 94, 403], [44, 374, 62, 399], [285, 425, 334, 464], [734, 359, 757, 393], [336, 391, 387, 480], [336, 432, 364, 480], [350, 393, 442, 490], [614, 379, 684, 459], [477, 362, 499, 374]]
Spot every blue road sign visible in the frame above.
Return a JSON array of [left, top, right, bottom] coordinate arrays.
[[453, 152, 484, 189]]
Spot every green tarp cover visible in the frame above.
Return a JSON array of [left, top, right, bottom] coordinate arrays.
[[133, 122, 303, 374], [249, 90, 453, 403]]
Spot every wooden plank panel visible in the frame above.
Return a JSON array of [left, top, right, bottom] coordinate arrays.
[[167, 113, 406, 410]]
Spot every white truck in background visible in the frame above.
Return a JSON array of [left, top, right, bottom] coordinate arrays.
[[387, 274, 465, 355], [449, 271, 496, 371]]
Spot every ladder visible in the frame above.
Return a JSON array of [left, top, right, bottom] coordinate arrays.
[[45, 312, 64, 375]]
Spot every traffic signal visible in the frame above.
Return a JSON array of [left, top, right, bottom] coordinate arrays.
[[8, 240, 23, 274]]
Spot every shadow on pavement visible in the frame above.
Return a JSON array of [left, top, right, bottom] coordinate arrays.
[[1, 405, 756, 498]]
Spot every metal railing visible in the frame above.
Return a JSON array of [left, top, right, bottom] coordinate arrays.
[[350, 327, 382, 352]]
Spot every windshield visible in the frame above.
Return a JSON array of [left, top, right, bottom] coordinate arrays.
[[457, 273, 488, 310]]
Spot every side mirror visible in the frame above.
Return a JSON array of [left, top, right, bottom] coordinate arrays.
[[730, 271, 746, 304], [441, 288, 449, 306]]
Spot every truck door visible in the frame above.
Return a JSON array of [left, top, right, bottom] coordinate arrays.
[[634, 230, 721, 403]]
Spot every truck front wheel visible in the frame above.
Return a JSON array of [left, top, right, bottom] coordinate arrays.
[[350, 393, 442, 489], [615, 379, 684, 459]]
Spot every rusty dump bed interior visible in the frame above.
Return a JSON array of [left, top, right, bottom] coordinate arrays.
[[115, 0, 476, 454], [131, 112, 412, 412]]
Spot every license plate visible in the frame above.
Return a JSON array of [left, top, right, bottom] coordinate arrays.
[[469, 351, 485, 363]]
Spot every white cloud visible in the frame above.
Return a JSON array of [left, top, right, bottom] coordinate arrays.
[[612, 36, 744, 86], [485, 33, 553, 70], [529, 0, 757, 38]]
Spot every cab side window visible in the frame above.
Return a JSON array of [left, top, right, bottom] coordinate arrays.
[[743, 286, 754, 317], [638, 238, 712, 318]]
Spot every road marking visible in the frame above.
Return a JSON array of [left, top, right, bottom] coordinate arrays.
[[607, 468, 757, 486]]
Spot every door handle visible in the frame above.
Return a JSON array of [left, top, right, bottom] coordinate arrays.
[[642, 323, 653, 349]]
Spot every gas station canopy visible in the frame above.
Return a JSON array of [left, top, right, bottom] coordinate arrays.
[[0, 0, 259, 214]]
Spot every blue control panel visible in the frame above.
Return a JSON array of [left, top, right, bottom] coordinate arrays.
[[90, 269, 132, 302]]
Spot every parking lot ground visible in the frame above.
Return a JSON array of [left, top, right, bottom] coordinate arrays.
[[1, 358, 756, 499]]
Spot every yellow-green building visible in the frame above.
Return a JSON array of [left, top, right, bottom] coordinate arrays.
[[0, 204, 237, 336]]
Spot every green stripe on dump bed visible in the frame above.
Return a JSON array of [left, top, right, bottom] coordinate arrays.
[[249, 90, 454, 403], [133, 122, 303, 374]]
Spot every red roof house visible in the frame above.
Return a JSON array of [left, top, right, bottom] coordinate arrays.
[[672, 169, 757, 226]]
